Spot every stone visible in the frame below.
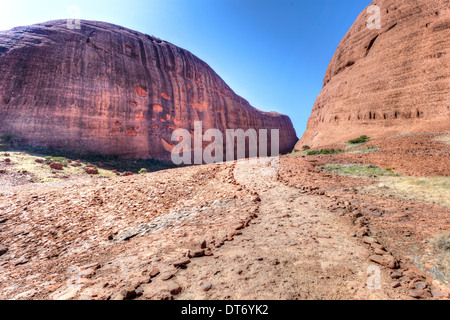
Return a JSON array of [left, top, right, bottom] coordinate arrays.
[[252, 195, 261, 203], [149, 267, 160, 278], [50, 162, 63, 170], [191, 249, 205, 258], [120, 287, 137, 300], [84, 167, 99, 175], [161, 270, 177, 281], [166, 282, 182, 296], [0, 20, 297, 160], [409, 289, 425, 299], [296, 0, 450, 149], [356, 227, 368, 238], [173, 257, 191, 267], [202, 283, 212, 292], [374, 248, 387, 255], [369, 254, 398, 269], [363, 236, 377, 244]]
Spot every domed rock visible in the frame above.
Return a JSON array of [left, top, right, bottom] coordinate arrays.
[[0, 20, 298, 160], [297, 0, 449, 149]]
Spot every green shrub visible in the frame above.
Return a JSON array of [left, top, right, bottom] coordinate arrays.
[[302, 145, 311, 150], [44, 156, 53, 160], [348, 135, 370, 144], [139, 168, 148, 174], [0, 135, 12, 142], [52, 157, 67, 163], [307, 149, 342, 156]]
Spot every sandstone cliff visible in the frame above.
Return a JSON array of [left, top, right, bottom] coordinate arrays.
[[297, 0, 449, 149], [0, 20, 298, 159]]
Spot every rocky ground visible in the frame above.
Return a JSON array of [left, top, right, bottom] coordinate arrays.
[[0, 132, 449, 300]]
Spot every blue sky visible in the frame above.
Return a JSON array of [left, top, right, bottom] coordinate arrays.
[[0, 0, 371, 138]]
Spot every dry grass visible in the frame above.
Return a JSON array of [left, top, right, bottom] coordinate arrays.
[[433, 133, 450, 145], [430, 232, 450, 283], [322, 164, 400, 177], [2, 151, 116, 182], [364, 176, 450, 208]]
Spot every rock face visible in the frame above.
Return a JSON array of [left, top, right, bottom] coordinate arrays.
[[0, 20, 297, 160], [297, 0, 449, 149]]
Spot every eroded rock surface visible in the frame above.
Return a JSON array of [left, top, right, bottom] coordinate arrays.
[[297, 0, 449, 149], [0, 20, 297, 159]]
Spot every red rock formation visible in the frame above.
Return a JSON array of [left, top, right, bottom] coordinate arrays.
[[297, 0, 449, 149], [0, 20, 297, 160]]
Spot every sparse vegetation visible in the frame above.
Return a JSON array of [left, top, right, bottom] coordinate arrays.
[[430, 232, 450, 282], [139, 168, 148, 174], [0, 134, 12, 142], [373, 176, 450, 208], [348, 135, 370, 144], [0, 145, 180, 185], [302, 145, 311, 151], [307, 149, 342, 156], [322, 164, 400, 177], [432, 232, 450, 253]]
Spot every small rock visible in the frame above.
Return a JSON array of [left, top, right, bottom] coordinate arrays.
[[84, 167, 99, 175], [202, 283, 212, 292], [409, 288, 424, 299], [369, 254, 398, 269], [200, 240, 207, 249], [166, 282, 182, 295], [429, 285, 444, 298], [391, 271, 402, 279], [120, 287, 137, 300], [371, 242, 384, 250], [356, 227, 368, 238], [392, 282, 401, 288], [252, 195, 261, 203], [161, 270, 176, 281], [80, 262, 101, 271], [413, 281, 427, 290], [363, 236, 377, 244], [374, 248, 387, 255], [50, 162, 63, 170], [173, 257, 191, 268], [191, 249, 205, 258], [112, 293, 125, 300], [14, 256, 29, 266], [149, 267, 160, 278]]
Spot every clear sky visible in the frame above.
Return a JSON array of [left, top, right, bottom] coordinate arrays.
[[0, 0, 371, 138]]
